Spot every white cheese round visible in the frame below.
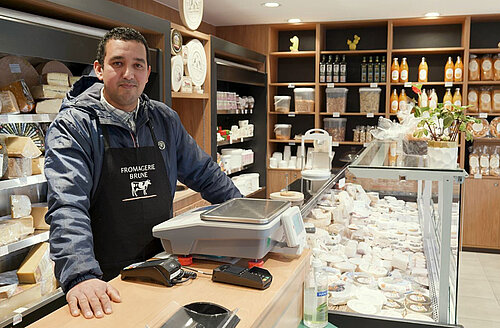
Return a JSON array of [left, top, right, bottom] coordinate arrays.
[[347, 300, 377, 315], [185, 39, 207, 87]]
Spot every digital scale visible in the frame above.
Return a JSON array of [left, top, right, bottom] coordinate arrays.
[[152, 198, 307, 260]]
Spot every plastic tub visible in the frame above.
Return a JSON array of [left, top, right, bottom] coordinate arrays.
[[359, 87, 381, 113], [326, 88, 348, 113], [274, 124, 292, 140], [274, 96, 291, 113], [323, 118, 347, 141], [294, 88, 315, 112]]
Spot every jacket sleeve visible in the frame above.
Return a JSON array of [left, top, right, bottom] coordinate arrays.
[[44, 113, 103, 292], [170, 110, 243, 203]]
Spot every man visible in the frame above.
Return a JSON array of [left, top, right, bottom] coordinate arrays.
[[45, 27, 242, 319]]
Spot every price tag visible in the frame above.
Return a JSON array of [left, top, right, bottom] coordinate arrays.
[[370, 83, 378, 88], [479, 113, 488, 118], [327, 83, 335, 88], [12, 314, 22, 325], [338, 177, 346, 189], [332, 112, 340, 117], [404, 82, 412, 88], [288, 142, 296, 146], [288, 113, 296, 117], [445, 82, 453, 87], [332, 142, 339, 147], [366, 113, 374, 118], [474, 173, 482, 179], [288, 83, 295, 89], [363, 143, 369, 147]]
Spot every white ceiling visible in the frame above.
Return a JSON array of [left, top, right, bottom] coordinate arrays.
[[155, 0, 500, 26]]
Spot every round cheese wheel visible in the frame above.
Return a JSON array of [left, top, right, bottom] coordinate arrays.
[[185, 39, 207, 87], [334, 261, 356, 273], [35, 60, 73, 76], [179, 0, 203, 30], [347, 300, 377, 315], [406, 292, 431, 305], [379, 309, 404, 319], [0, 56, 40, 89], [171, 55, 184, 92]]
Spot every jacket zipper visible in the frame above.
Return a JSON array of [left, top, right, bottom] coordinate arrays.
[[129, 131, 138, 148]]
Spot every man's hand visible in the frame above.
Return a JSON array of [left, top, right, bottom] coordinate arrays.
[[66, 278, 121, 319]]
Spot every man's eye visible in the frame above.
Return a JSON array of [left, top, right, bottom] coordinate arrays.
[[112, 62, 122, 67], [135, 63, 144, 69]]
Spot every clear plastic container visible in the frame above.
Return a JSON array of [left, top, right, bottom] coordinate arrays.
[[323, 118, 347, 141], [326, 87, 348, 113], [274, 124, 292, 140], [359, 87, 381, 113], [274, 95, 291, 113], [294, 88, 315, 112], [479, 87, 492, 113]]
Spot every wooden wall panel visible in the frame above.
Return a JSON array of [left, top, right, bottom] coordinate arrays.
[[216, 24, 270, 55], [172, 98, 211, 154]]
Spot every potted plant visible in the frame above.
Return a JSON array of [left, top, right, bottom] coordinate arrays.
[[412, 103, 478, 169]]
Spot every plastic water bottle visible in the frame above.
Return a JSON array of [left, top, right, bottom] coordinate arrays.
[[303, 259, 328, 327]]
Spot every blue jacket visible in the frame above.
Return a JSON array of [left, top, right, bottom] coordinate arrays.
[[45, 77, 242, 292]]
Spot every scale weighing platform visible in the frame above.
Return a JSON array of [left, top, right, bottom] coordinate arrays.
[[153, 198, 306, 259]]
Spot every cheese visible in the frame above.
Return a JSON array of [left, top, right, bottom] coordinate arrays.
[[10, 195, 31, 218], [0, 284, 42, 319], [31, 84, 70, 99], [0, 91, 20, 114], [3, 135, 42, 158], [6, 157, 32, 178], [31, 203, 49, 230], [41, 72, 69, 87], [347, 299, 377, 315], [391, 253, 408, 271], [0, 80, 35, 113], [0, 284, 17, 299], [35, 98, 62, 114], [11, 216, 34, 237], [17, 242, 52, 284], [31, 157, 44, 175]]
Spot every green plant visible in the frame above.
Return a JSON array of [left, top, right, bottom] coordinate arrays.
[[412, 103, 479, 142]]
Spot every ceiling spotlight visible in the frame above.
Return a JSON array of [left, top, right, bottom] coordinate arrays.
[[262, 2, 280, 7], [424, 12, 440, 17], [288, 18, 302, 23]]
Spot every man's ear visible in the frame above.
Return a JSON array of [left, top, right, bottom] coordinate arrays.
[[94, 60, 104, 81]]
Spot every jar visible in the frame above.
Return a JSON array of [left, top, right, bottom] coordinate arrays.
[[479, 88, 492, 113], [493, 89, 500, 113], [480, 147, 490, 176], [481, 55, 494, 81], [274, 96, 291, 113], [323, 118, 347, 141], [293, 88, 315, 112], [353, 127, 360, 142], [359, 87, 381, 113], [274, 124, 292, 140], [494, 55, 500, 81], [468, 89, 479, 112], [469, 55, 480, 81], [326, 87, 348, 113]]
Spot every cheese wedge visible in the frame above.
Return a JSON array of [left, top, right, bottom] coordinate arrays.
[[31, 157, 44, 175], [2, 135, 42, 158], [41, 72, 69, 87], [17, 242, 52, 284], [10, 195, 31, 218], [31, 203, 49, 230], [31, 84, 70, 99], [6, 157, 32, 178], [35, 98, 62, 114], [0, 284, 41, 318], [0, 91, 20, 114]]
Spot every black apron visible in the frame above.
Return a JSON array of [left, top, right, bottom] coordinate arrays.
[[90, 120, 173, 281]]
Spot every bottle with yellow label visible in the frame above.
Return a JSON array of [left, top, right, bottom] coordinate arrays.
[[399, 89, 408, 112], [454, 56, 463, 82], [419, 89, 429, 107], [444, 57, 454, 82], [429, 89, 438, 109], [391, 58, 400, 83], [443, 88, 453, 110], [453, 88, 462, 107], [418, 57, 428, 82], [390, 89, 399, 113], [400, 57, 409, 83]]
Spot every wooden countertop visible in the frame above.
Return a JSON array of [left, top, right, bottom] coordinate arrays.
[[28, 250, 310, 328]]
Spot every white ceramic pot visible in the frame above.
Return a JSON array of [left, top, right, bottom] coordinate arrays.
[[427, 141, 458, 169]]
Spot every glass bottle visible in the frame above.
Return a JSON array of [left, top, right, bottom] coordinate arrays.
[[304, 259, 328, 328], [340, 55, 347, 83], [453, 88, 462, 107], [374, 56, 380, 83], [420, 89, 429, 107], [391, 57, 399, 83], [443, 88, 453, 110], [429, 89, 438, 109], [333, 55, 340, 83], [444, 56, 454, 83], [454, 56, 463, 82], [418, 57, 428, 82], [361, 57, 368, 83], [326, 55, 333, 83], [399, 57, 409, 83], [390, 89, 399, 113], [319, 55, 326, 83], [367, 56, 374, 83], [380, 56, 387, 82], [398, 88, 408, 112]]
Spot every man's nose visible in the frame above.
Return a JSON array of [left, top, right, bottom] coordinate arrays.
[[123, 65, 134, 79]]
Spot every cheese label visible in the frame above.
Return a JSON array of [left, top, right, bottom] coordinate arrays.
[[472, 123, 483, 132], [483, 60, 492, 71], [469, 91, 478, 102], [9, 64, 21, 74], [481, 94, 491, 104]]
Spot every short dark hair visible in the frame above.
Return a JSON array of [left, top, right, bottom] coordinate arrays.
[[96, 27, 150, 66]]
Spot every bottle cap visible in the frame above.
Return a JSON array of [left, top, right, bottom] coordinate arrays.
[[248, 259, 264, 268], [177, 255, 193, 266]]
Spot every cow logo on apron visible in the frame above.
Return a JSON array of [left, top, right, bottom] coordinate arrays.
[[121, 164, 158, 202]]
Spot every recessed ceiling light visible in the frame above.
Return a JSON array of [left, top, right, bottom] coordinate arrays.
[[262, 2, 280, 7], [424, 12, 440, 17], [288, 18, 302, 23]]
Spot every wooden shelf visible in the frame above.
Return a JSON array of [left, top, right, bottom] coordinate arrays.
[[268, 168, 302, 172], [469, 48, 500, 54], [269, 82, 315, 87], [467, 175, 500, 180], [321, 50, 387, 55], [473, 138, 500, 143], [269, 51, 316, 57], [390, 82, 464, 86], [467, 113, 500, 116], [217, 136, 253, 147], [391, 47, 465, 54], [172, 92, 210, 99], [268, 112, 315, 115], [467, 81, 500, 85], [319, 83, 387, 87], [170, 22, 210, 41], [269, 139, 313, 144], [245, 187, 266, 198], [319, 112, 385, 116]]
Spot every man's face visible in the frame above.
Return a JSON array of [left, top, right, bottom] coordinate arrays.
[[94, 39, 151, 112]]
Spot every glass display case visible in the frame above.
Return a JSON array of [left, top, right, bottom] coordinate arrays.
[[291, 140, 465, 327]]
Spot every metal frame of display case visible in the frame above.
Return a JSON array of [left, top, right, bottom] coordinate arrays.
[[348, 141, 466, 324]]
